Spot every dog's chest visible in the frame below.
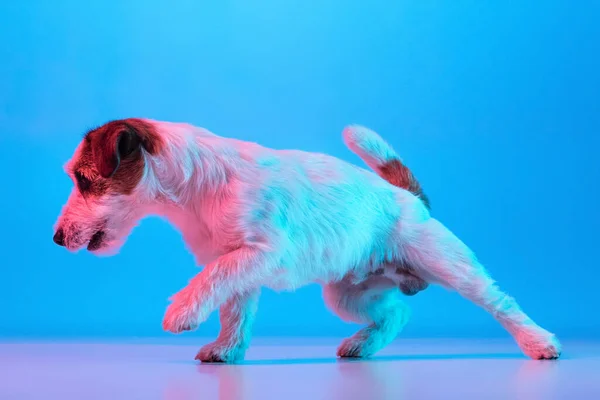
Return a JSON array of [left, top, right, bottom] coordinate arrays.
[[181, 227, 224, 266], [164, 210, 224, 265]]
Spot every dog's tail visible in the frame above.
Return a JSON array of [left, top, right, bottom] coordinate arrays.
[[342, 125, 430, 209]]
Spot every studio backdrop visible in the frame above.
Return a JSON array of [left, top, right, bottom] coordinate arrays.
[[0, 0, 598, 340]]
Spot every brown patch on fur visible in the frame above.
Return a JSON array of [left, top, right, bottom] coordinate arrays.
[[72, 141, 109, 197], [378, 159, 430, 209], [395, 265, 411, 274], [74, 119, 163, 195]]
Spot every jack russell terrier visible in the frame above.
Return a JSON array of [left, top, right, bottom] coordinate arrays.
[[53, 119, 561, 362]]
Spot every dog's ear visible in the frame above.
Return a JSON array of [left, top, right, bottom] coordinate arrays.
[[88, 119, 162, 179], [93, 128, 142, 179]]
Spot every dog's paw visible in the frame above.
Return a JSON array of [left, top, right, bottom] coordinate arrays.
[[337, 336, 375, 358], [162, 302, 199, 334], [516, 329, 562, 360], [195, 341, 246, 363]]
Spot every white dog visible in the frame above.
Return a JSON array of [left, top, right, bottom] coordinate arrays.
[[53, 119, 561, 362]]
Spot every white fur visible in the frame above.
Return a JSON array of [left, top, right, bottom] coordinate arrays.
[[55, 121, 561, 362], [343, 125, 400, 171]]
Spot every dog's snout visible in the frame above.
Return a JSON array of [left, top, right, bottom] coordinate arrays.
[[53, 228, 65, 246]]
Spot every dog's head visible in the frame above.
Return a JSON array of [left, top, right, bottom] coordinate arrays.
[[53, 118, 163, 254]]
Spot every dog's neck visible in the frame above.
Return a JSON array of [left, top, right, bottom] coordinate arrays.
[[136, 121, 251, 263], [141, 121, 234, 213]]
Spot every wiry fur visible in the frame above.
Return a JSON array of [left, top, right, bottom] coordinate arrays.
[[54, 119, 561, 362]]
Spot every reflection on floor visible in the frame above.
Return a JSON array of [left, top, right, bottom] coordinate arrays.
[[1, 338, 598, 399]]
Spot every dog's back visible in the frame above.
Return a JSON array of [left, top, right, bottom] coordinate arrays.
[[206, 135, 428, 288]]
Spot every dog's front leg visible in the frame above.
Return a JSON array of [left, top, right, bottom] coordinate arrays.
[[162, 247, 269, 336], [195, 289, 260, 363]]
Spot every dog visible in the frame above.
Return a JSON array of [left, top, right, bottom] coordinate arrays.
[[53, 119, 561, 362]]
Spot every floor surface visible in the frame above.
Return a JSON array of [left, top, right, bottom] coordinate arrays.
[[1, 338, 598, 399]]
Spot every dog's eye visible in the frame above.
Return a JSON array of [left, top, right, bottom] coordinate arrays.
[[76, 173, 91, 192]]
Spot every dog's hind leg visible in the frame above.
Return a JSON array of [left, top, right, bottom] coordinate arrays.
[[323, 275, 411, 358], [402, 217, 561, 360], [195, 289, 260, 363]]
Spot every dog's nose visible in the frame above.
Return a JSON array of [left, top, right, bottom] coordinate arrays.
[[53, 228, 65, 246]]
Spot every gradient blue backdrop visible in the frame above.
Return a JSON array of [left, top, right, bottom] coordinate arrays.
[[1, 1, 598, 340]]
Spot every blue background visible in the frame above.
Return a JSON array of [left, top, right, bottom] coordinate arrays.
[[1, 1, 598, 340]]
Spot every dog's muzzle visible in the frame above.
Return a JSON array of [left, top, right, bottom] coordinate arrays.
[[87, 230, 105, 251], [53, 227, 106, 251]]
